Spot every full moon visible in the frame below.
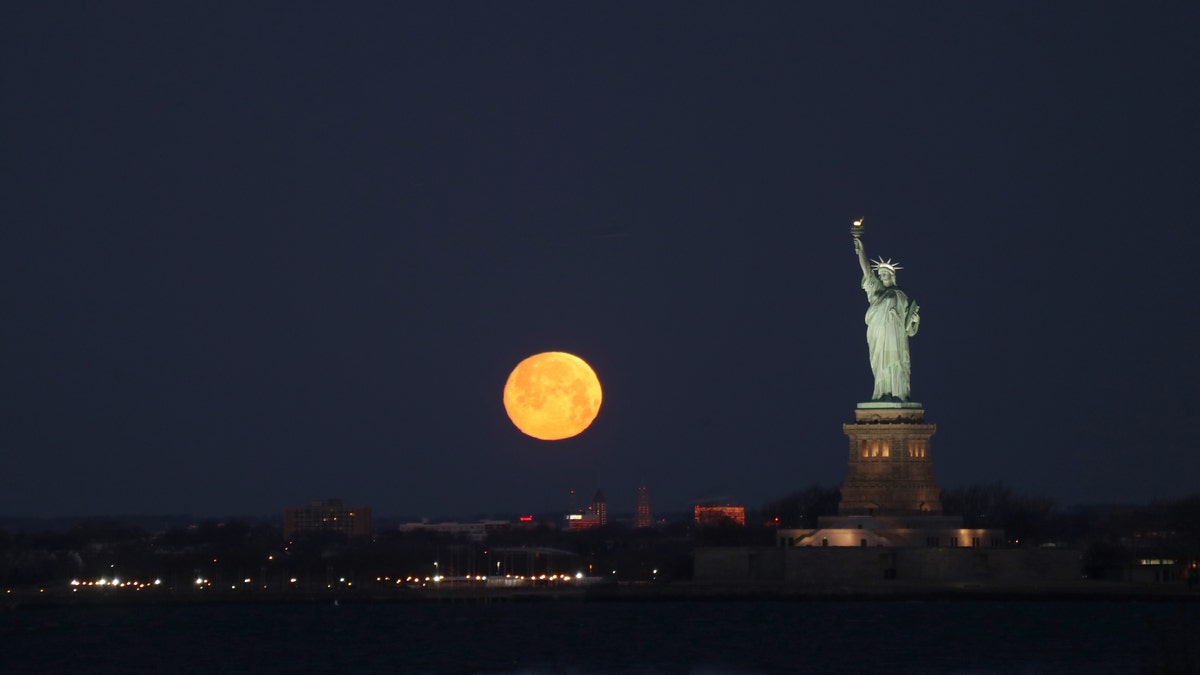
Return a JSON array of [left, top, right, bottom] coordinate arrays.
[[503, 351, 602, 441]]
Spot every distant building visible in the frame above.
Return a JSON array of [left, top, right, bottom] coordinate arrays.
[[635, 486, 652, 528], [566, 489, 608, 530], [1125, 557, 1185, 584], [397, 520, 510, 543], [565, 513, 601, 530], [284, 498, 372, 538], [694, 505, 745, 527], [592, 489, 607, 526]]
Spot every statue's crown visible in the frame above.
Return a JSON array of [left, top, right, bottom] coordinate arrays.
[[871, 257, 902, 273]]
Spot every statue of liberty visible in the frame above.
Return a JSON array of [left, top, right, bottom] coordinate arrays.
[[853, 234, 920, 401]]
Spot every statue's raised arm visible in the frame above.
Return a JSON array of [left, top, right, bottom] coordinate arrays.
[[853, 230, 920, 402], [853, 237, 870, 278]]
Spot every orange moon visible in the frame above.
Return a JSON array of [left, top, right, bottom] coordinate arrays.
[[503, 352, 602, 440]]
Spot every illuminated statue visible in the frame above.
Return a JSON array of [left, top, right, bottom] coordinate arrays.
[[853, 234, 920, 401]]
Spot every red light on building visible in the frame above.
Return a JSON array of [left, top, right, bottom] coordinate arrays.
[[519, 515, 534, 522]]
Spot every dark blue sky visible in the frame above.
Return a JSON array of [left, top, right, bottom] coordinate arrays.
[[2, 2, 1197, 518]]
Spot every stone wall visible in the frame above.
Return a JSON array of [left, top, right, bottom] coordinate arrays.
[[694, 546, 1083, 585]]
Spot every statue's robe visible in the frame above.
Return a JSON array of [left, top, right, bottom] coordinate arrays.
[[862, 272, 920, 401]]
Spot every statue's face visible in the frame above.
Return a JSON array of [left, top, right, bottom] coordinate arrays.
[[878, 268, 896, 287]]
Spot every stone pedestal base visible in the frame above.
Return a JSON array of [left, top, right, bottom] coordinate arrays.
[[839, 402, 942, 515]]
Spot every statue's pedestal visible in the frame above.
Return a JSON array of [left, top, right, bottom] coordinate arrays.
[[761, 399, 1012, 554], [839, 402, 942, 516]]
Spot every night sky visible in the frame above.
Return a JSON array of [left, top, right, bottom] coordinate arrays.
[[3, 2, 1197, 519]]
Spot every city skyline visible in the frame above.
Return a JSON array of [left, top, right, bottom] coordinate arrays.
[[2, 3, 1198, 518]]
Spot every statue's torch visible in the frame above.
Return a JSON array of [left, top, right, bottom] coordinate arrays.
[[851, 218, 864, 239]]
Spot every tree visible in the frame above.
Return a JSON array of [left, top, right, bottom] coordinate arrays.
[[761, 484, 840, 528], [941, 482, 1054, 544]]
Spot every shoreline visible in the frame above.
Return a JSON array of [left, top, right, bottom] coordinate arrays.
[[6, 580, 1197, 609]]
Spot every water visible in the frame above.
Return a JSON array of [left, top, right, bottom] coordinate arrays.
[[1, 600, 1196, 673]]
